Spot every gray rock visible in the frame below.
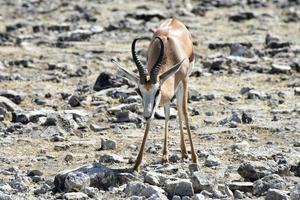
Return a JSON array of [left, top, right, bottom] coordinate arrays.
[[0, 89, 24, 104], [93, 72, 128, 91], [98, 153, 127, 163], [58, 30, 92, 42], [229, 43, 255, 58], [124, 182, 146, 196], [231, 141, 250, 153], [224, 95, 238, 102], [290, 183, 300, 200], [191, 172, 217, 193], [141, 185, 167, 198], [193, 193, 205, 200], [270, 64, 291, 74], [68, 95, 81, 107], [27, 169, 43, 177], [172, 195, 181, 200], [0, 96, 22, 112], [228, 181, 253, 193], [265, 33, 291, 49], [295, 88, 300, 96], [65, 172, 90, 192], [0, 192, 12, 200], [63, 192, 89, 200], [115, 110, 141, 123], [229, 12, 255, 22], [144, 172, 169, 186], [265, 188, 289, 200], [101, 138, 116, 150], [234, 190, 244, 199], [9, 177, 30, 192], [0, 184, 13, 194], [205, 155, 221, 167], [237, 160, 278, 181], [33, 183, 51, 195], [169, 154, 181, 163], [242, 112, 253, 123], [54, 163, 136, 191], [144, 172, 160, 186], [253, 174, 285, 196], [165, 179, 194, 197]]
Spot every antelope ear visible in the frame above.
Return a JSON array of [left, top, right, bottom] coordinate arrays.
[[159, 59, 185, 84], [112, 59, 139, 85]]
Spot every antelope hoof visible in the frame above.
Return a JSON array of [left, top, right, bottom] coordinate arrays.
[[162, 154, 169, 163], [192, 154, 198, 163]]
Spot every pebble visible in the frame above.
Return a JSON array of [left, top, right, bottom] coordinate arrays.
[[237, 160, 278, 181], [253, 174, 285, 196], [63, 192, 89, 200], [191, 171, 217, 193], [205, 155, 221, 167], [270, 64, 291, 74], [65, 172, 90, 192], [101, 138, 117, 150], [265, 188, 289, 200], [165, 179, 194, 197]]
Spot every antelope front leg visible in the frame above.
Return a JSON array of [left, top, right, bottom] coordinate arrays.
[[177, 83, 189, 160], [162, 103, 170, 163], [183, 84, 198, 163], [133, 122, 150, 171]]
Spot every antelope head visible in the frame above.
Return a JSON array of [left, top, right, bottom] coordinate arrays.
[[112, 37, 184, 121]]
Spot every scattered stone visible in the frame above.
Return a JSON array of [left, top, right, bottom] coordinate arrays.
[[165, 179, 194, 198], [265, 33, 291, 49], [63, 192, 89, 200], [0, 192, 12, 200], [237, 160, 278, 181], [33, 183, 51, 195], [93, 72, 128, 91], [294, 88, 300, 96], [98, 153, 127, 163], [224, 95, 238, 102], [191, 172, 217, 193], [68, 95, 81, 107], [205, 155, 221, 167], [27, 169, 43, 177], [265, 188, 289, 200], [229, 12, 255, 22], [234, 190, 244, 199], [270, 64, 291, 74], [65, 172, 90, 192], [228, 181, 253, 193], [242, 111, 253, 123], [0, 96, 22, 112], [54, 163, 136, 191], [290, 183, 300, 200], [253, 174, 285, 196], [101, 138, 116, 150], [169, 154, 181, 163], [229, 43, 255, 58], [0, 90, 24, 104]]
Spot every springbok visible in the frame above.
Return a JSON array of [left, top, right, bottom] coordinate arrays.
[[112, 18, 197, 171]]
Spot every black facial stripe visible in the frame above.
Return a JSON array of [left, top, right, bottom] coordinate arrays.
[[136, 88, 142, 97], [151, 88, 160, 117]]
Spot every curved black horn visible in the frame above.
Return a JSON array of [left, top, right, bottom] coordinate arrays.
[[131, 38, 148, 84], [150, 37, 164, 84]]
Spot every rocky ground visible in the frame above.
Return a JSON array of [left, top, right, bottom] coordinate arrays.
[[1, 0, 300, 199]]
